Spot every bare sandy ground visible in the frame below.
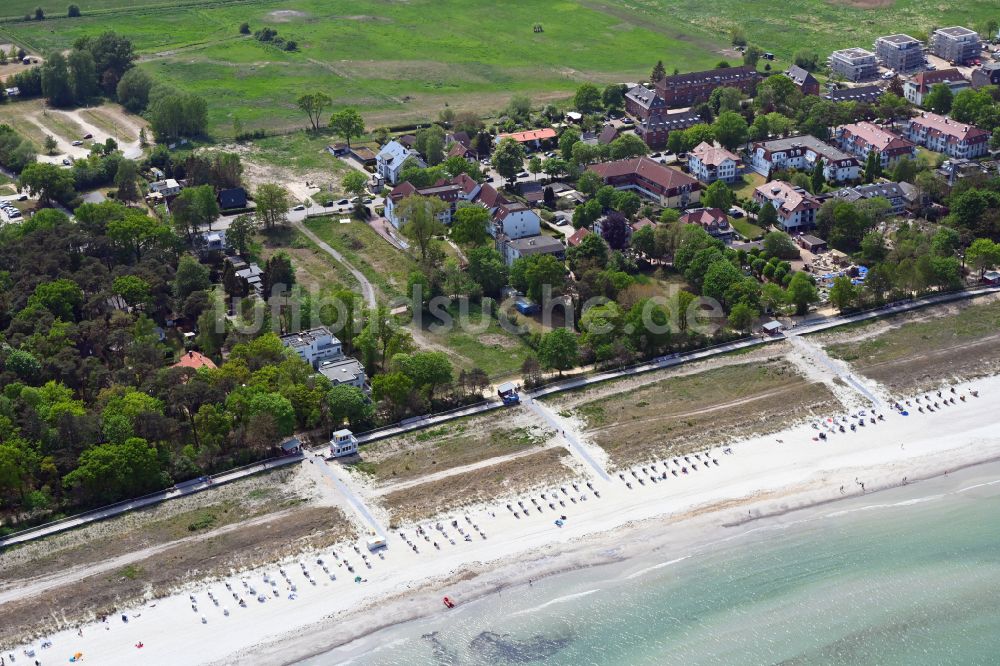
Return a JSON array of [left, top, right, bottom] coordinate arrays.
[[7, 370, 998, 665]]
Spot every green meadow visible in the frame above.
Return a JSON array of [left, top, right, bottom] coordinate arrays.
[[2, 0, 997, 136]]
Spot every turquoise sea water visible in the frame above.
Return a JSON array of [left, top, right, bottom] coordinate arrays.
[[307, 467, 1000, 666]]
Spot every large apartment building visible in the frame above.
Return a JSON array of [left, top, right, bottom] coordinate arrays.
[[930, 26, 980, 64], [828, 48, 878, 82], [874, 34, 925, 73], [624, 84, 667, 120], [588, 156, 701, 208], [834, 122, 917, 168], [904, 112, 990, 159], [749, 135, 861, 183], [634, 109, 700, 148], [654, 65, 760, 108]]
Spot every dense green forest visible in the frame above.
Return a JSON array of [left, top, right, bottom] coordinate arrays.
[[0, 204, 372, 529]]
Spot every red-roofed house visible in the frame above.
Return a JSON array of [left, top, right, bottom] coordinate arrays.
[[688, 142, 741, 184], [903, 69, 969, 106], [753, 181, 821, 232], [172, 350, 218, 371], [904, 112, 989, 159], [588, 156, 700, 208], [631, 217, 656, 233], [473, 183, 508, 212], [834, 122, 916, 169], [678, 208, 735, 242], [384, 176, 477, 228], [567, 227, 592, 247], [496, 128, 557, 149]]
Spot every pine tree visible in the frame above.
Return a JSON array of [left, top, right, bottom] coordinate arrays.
[[863, 151, 881, 184], [810, 157, 825, 194], [651, 60, 666, 82]]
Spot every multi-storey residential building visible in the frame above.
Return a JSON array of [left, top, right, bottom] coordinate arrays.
[[903, 69, 969, 106], [831, 182, 909, 214], [654, 65, 760, 108], [874, 34, 925, 73], [376, 140, 426, 185], [930, 26, 981, 64], [491, 202, 541, 240], [828, 48, 878, 82], [749, 135, 861, 183], [785, 65, 820, 96], [319, 358, 368, 391], [754, 181, 822, 232], [634, 109, 700, 148], [497, 234, 565, 267], [904, 112, 990, 159], [678, 207, 735, 242], [688, 142, 741, 184], [384, 174, 479, 228], [823, 85, 884, 104], [588, 156, 701, 208], [834, 122, 917, 168], [280, 327, 343, 368], [625, 84, 667, 120]]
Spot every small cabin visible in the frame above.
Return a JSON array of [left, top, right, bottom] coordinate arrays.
[[330, 429, 358, 458]]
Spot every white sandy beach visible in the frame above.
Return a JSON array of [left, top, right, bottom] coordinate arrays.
[[9, 374, 1000, 666]]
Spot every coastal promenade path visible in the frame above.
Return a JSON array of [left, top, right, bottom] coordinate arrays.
[[0, 456, 303, 549], [3, 286, 997, 550]]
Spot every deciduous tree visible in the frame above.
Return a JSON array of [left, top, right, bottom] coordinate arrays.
[[296, 92, 332, 130], [537, 328, 578, 374], [255, 183, 290, 230], [329, 108, 365, 147]]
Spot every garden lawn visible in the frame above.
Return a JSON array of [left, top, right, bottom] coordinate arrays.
[[732, 218, 765, 240]]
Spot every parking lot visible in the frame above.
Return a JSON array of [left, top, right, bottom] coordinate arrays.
[[0, 194, 27, 224]]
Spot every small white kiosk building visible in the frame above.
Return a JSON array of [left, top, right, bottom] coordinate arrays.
[[330, 429, 359, 458]]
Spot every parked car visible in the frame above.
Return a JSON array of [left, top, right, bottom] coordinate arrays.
[[728, 207, 744, 218], [62, 158, 71, 165], [71, 140, 83, 146], [83, 133, 93, 139], [336, 198, 348, 205], [517, 171, 529, 178], [324, 200, 335, 207], [292, 204, 305, 211]]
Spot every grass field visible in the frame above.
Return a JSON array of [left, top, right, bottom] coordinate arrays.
[[357, 407, 553, 483], [259, 227, 358, 298], [823, 296, 1000, 393], [4, 1, 994, 136], [570, 359, 840, 467], [303, 216, 417, 299], [380, 447, 575, 524]]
